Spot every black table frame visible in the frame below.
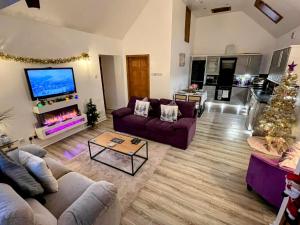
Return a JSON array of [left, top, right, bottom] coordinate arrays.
[[88, 137, 148, 176]]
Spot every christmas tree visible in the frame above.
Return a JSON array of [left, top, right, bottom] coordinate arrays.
[[86, 99, 100, 127], [255, 62, 298, 154]]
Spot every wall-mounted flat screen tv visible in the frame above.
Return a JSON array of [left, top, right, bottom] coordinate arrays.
[[25, 67, 77, 100]]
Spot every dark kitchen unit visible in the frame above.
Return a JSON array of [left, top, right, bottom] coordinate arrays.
[[190, 59, 206, 89], [215, 57, 237, 101]]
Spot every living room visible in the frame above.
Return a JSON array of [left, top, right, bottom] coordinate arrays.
[[0, 0, 300, 225]]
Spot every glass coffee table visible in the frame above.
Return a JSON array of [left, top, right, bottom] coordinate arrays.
[[88, 131, 148, 176]]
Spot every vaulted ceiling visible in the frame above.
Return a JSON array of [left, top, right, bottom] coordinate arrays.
[[184, 0, 300, 37], [1, 0, 299, 39], [0, 0, 149, 39]]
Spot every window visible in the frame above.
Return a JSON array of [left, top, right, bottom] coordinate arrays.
[[255, 0, 283, 24]]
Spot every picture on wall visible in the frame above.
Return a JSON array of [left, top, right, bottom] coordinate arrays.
[[179, 53, 185, 67]]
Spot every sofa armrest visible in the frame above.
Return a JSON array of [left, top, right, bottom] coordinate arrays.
[[58, 181, 119, 225], [173, 118, 196, 131], [112, 107, 132, 118]]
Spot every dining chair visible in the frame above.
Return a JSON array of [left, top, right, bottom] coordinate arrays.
[[188, 95, 202, 117], [174, 94, 188, 101]]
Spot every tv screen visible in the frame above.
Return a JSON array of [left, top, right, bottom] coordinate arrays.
[[25, 68, 76, 100]]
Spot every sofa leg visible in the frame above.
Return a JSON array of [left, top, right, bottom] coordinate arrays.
[[247, 184, 253, 191]]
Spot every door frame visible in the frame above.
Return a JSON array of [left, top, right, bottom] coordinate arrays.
[[126, 54, 150, 99], [98, 56, 107, 110]]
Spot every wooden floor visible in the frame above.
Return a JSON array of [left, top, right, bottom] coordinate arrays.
[[46, 105, 276, 225], [121, 107, 276, 225]]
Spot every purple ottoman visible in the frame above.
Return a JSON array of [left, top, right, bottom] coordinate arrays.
[[246, 153, 293, 208]]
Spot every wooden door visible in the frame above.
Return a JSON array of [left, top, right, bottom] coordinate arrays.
[[126, 55, 150, 98]]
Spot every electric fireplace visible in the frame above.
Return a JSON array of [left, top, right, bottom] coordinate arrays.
[[34, 102, 87, 140], [36, 105, 80, 128]]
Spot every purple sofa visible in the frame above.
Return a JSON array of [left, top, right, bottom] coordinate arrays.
[[112, 97, 197, 149], [246, 153, 293, 208]]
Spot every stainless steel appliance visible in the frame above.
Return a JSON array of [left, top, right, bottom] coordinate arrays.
[[245, 89, 270, 131], [215, 57, 237, 101]]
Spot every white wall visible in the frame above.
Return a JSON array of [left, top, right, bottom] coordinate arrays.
[[276, 25, 300, 49], [100, 55, 125, 110], [122, 0, 173, 99], [192, 11, 276, 74], [170, 0, 194, 93], [0, 14, 122, 145]]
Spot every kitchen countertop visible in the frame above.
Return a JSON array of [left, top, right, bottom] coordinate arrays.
[[251, 88, 272, 104]]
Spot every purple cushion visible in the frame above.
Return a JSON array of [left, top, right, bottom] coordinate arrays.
[[160, 99, 196, 118], [119, 114, 153, 130], [145, 118, 174, 134]]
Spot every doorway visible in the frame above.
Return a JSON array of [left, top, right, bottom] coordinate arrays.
[[99, 55, 125, 112], [126, 55, 150, 98]]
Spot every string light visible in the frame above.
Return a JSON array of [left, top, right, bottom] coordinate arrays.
[[0, 52, 89, 64]]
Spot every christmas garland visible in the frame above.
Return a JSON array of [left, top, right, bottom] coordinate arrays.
[[0, 52, 89, 64]]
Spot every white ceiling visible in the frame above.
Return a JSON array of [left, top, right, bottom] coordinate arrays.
[[1, 0, 299, 38], [0, 0, 149, 39], [184, 0, 300, 37]]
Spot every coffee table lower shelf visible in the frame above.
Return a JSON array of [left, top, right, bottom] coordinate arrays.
[[88, 141, 148, 176]]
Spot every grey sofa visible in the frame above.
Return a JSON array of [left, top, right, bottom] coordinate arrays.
[[0, 156, 121, 225]]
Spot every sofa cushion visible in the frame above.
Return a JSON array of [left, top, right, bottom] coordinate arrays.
[[26, 198, 57, 225], [0, 184, 34, 225], [58, 181, 117, 225], [160, 104, 179, 122], [19, 144, 48, 158], [160, 99, 196, 118], [127, 96, 160, 117], [0, 152, 44, 197], [134, 100, 150, 117], [173, 118, 197, 131], [146, 118, 175, 134], [119, 114, 153, 130], [18, 151, 58, 193], [7, 145, 47, 164], [44, 172, 93, 218]]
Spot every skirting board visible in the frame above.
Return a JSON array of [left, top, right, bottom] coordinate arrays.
[[34, 115, 107, 148]]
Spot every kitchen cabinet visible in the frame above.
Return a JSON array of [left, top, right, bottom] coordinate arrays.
[[268, 47, 291, 84], [235, 55, 262, 75], [206, 56, 220, 75]]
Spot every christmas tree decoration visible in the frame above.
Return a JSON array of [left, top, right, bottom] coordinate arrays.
[[86, 99, 100, 127], [254, 62, 299, 154], [0, 52, 89, 64]]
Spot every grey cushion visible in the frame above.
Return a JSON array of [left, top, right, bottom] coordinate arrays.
[[58, 181, 118, 225], [26, 198, 57, 225], [7, 145, 47, 164], [18, 151, 58, 193], [0, 152, 44, 197], [0, 184, 34, 225], [44, 157, 71, 180], [18, 144, 47, 158], [44, 172, 93, 218]]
